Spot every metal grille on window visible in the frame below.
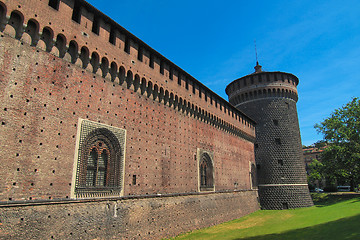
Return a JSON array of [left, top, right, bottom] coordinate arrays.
[[73, 119, 126, 198]]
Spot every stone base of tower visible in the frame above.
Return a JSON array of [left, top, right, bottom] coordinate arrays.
[[258, 185, 313, 210]]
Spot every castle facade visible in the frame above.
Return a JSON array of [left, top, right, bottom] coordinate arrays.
[[0, 0, 259, 239]]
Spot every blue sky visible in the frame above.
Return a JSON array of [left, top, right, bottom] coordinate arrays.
[[86, 0, 360, 146]]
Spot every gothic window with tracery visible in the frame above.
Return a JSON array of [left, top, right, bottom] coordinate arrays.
[[74, 123, 125, 198], [199, 152, 214, 191], [86, 143, 109, 187]]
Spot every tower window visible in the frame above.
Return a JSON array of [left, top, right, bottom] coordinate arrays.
[[275, 138, 281, 145], [273, 119, 278, 126]]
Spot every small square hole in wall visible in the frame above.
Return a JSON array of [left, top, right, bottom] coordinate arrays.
[[278, 160, 284, 166], [282, 202, 289, 209], [254, 143, 259, 148], [275, 138, 281, 145], [273, 119, 278, 126]]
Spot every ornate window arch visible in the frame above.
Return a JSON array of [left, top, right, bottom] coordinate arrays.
[[72, 120, 126, 198], [197, 149, 215, 191]]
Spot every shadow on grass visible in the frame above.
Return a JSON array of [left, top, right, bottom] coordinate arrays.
[[312, 193, 360, 207], [236, 214, 360, 240]]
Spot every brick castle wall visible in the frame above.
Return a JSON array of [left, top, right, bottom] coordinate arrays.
[[0, 0, 259, 238], [1, 191, 258, 239]]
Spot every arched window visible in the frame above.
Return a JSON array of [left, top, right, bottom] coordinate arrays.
[[74, 121, 125, 198], [199, 151, 214, 191], [85, 143, 109, 187]]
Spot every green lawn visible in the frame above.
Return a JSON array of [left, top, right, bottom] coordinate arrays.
[[171, 193, 360, 240]]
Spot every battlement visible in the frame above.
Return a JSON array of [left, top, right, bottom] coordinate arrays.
[[225, 71, 299, 106], [0, 0, 255, 138]]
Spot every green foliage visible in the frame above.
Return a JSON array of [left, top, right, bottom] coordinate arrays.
[[307, 159, 324, 183], [314, 140, 327, 148], [314, 97, 360, 190], [171, 193, 360, 240]]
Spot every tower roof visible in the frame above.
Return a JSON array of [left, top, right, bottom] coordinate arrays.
[[254, 62, 262, 73]]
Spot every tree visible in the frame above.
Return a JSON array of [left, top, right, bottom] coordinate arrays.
[[307, 158, 324, 187], [314, 140, 327, 148], [314, 97, 360, 190]]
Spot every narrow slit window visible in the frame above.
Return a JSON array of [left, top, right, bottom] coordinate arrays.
[[138, 47, 143, 62], [169, 68, 173, 80], [92, 16, 100, 35], [109, 27, 116, 45], [124, 37, 130, 54], [132, 175, 136, 185], [48, 0, 60, 10], [72, 1, 81, 23], [160, 61, 164, 74], [149, 54, 154, 68]]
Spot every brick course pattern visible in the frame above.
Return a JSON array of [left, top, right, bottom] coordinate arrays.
[[0, 191, 259, 240], [0, 0, 258, 238], [226, 67, 314, 210]]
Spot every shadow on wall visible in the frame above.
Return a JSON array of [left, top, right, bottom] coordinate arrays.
[[238, 213, 360, 240]]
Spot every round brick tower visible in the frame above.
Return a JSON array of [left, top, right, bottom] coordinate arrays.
[[225, 63, 313, 209]]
